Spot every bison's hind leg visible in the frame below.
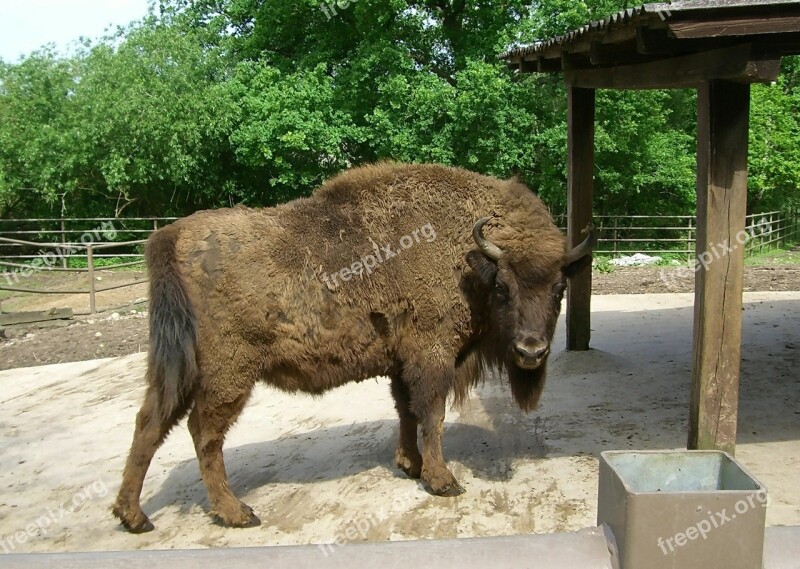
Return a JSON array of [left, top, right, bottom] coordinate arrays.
[[113, 386, 190, 533], [187, 388, 260, 528]]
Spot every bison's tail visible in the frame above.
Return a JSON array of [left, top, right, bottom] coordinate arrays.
[[146, 226, 198, 421]]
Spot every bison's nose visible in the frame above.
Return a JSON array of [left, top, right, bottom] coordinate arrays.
[[513, 341, 550, 368]]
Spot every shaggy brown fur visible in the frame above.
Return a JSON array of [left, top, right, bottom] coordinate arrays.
[[113, 162, 592, 533]]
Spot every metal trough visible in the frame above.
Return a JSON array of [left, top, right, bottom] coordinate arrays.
[[598, 450, 768, 569]]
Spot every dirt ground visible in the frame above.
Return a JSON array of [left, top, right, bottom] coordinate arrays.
[[0, 292, 797, 554], [1, 261, 799, 370]]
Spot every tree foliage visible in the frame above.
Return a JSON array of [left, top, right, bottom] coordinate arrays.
[[0, 0, 798, 218]]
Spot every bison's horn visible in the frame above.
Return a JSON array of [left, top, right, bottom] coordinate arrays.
[[565, 223, 597, 266], [473, 217, 503, 261]]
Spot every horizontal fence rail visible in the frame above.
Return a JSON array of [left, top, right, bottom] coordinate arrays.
[[0, 217, 178, 314], [0, 217, 178, 263], [0, 211, 797, 315], [555, 210, 800, 261]]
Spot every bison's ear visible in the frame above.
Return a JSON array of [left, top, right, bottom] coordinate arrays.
[[466, 250, 498, 286]]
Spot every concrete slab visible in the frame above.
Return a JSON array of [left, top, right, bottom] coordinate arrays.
[[0, 292, 797, 554]]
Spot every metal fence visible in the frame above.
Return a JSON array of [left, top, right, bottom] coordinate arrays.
[[0, 211, 798, 315], [0, 217, 178, 264], [556, 209, 800, 261], [0, 217, 177, 315]]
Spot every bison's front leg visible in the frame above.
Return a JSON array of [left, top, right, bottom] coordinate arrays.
[[419, 394, 465, 497], [390, 375, 423, 479]]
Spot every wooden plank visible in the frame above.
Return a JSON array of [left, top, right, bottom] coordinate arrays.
[[0, 307, 73, 326], [566, 86, 595, 352], [521, 55, 561, 72], [561, 52, 592, 71], [637, 28, 800, 56], [670, 14, 800, 39], [565, 42, 780, 89], [636, 27, 731, 55], [689, 80, 750, 455], [589, 39, 653, 66]]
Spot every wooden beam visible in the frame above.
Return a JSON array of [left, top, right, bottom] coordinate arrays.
[[536, 56, 563, 72], [689, 80, 750, 455], [0, 308, 73, 326], [670, 14, 800, 39], [636, 27, 731, 55], [561, 52, 592, 71], [589, 39, 653, 66], [566, 86, 595, 352], [565, 42, 780, 89]]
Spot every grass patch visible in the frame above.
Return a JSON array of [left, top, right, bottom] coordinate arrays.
[[67, 256, 145, 270], [654, 253, 690, 267], [593, 256, 616, 274], [745, 242, 800, 266]]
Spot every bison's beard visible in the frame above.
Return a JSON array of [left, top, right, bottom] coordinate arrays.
[[507, 360, 547, 413], [474, 336, 548, 413]]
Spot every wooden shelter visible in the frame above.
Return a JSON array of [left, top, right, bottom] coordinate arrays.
[[501, 0, 800, 454]]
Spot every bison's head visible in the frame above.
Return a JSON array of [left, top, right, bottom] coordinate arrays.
[[465, 217, 596, 411]]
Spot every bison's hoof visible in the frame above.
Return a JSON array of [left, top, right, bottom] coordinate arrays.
[[432, 481, 466, 497], [112, 506, 155, 534], [424, 470, 466, 497], [211, 503, 261, 528], [396, 452, 423, 479], [126, 518, 156, 533]]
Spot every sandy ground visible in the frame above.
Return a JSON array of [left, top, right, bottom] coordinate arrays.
[[0, 292, 798, 555]]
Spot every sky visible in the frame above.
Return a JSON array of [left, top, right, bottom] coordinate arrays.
[[0, 0, 151, 62]]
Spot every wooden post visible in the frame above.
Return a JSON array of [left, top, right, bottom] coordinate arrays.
[[566, 86, 595, 351], [687, 217, 694, 266], [689, 80, 750, 454], [612, 219, 618, 257], [769, 212, 774, 251], [87, 244, 96, 314], [60, 219, 68, 269], [779, 211, 785, 248]]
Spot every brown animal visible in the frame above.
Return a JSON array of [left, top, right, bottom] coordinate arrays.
[[113, 162, 595, 532]]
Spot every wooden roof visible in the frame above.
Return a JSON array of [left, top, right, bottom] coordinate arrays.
[[500, 0, 800, 89]]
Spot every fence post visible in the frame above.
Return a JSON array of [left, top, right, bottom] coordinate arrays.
[[794, 208, 799, 244], [687, 217, 694, 266], [87, 244, 96, 314], [60, 219, 68, 269], [769, 212, 774, 253], [154, 219, 159, 231], [743, 215, 750, 257], [612, 218, 618, 257]]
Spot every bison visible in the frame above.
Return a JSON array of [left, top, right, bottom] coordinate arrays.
[[113, 162, 595, 532]]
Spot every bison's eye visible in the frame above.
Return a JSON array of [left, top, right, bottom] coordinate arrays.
[[553, 282, 567, 299], [494, 280, 510, 300]]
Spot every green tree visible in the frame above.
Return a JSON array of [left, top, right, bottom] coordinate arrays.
[[1, 0, 798, 220], [66, 18, 238, 215], [0, 49, 78, 216], [749, 65, 800, 212]]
